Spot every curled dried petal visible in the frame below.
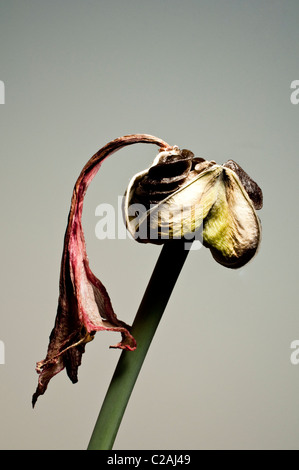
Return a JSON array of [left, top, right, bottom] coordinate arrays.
[[33, 134, 172, 406]]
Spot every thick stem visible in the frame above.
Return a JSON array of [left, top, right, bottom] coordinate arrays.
[[87, 240, 190, 450]]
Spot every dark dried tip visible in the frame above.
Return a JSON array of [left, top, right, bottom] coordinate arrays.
[[223, 160, 263, 210]]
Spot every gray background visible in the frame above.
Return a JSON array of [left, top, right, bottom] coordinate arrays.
[[1, 0, 299, 450]]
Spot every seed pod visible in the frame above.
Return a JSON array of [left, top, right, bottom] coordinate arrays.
[[124, 147, 263, 269]]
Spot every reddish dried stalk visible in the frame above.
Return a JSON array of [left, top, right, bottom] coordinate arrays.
[[33, 134, 172, 407]]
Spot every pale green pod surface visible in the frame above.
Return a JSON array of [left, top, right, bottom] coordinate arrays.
[[124, 148, 263, 269], [202, 167, 262, 268]]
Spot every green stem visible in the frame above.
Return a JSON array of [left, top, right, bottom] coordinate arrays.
[[87, 240, 191, 450]]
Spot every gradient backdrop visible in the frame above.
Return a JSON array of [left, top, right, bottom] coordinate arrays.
[[1, 0, 299, 450]]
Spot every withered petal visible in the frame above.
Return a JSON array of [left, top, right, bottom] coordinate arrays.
[[33, 134, 172, 406], [124, 151, 263, 269], [223, 160, 263, 210], [203, 167, 262, 268]]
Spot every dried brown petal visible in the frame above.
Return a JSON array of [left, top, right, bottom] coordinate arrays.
[[33, 134, 172, 406]]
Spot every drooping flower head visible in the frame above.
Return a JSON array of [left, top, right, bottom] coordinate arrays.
[[124, 146, 263, 268], [32, 135, 263, 406]]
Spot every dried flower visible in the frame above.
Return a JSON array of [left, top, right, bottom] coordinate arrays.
[[124, 147, 263, 268], [33, 135, 263, 407]]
